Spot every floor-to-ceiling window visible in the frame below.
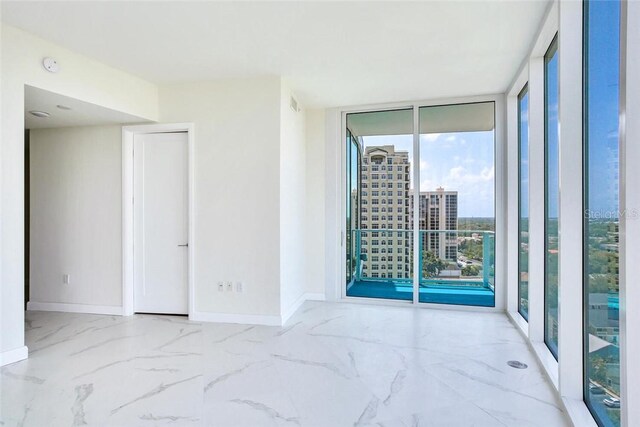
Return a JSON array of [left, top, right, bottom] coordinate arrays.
[[518, 85, 530, 320], [583, 0, 621, 425], [544, 36, 560, 359], [345, 102, 496, 307]]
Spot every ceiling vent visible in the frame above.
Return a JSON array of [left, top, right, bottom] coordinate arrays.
[[290, 96, 299, 113]]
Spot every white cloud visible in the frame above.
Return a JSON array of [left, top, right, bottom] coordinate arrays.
[[422, 165, 495, 217], [421, 133, 441, 142], [447, 165, 494, 183]]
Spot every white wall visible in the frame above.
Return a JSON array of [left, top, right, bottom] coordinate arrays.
[[304, 109, 326, 297], [28, 126, 122, 310], [279, 81, 307, 320], [1, 25, 158, 363], [159, 77, 283, 320], [0, 22, 324, 343]]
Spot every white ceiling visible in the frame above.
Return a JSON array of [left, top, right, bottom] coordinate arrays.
[[3, 1, 550, 108], [25, 85, 149, 129]]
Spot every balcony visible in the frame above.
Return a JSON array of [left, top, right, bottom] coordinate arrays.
[[346, 229, 495, 307]]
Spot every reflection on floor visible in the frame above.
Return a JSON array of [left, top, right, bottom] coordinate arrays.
[[2, 302, 568, 426], [348, 280, 495, 307]]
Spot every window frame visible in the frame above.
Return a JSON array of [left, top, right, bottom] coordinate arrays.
[[518, 83, 530, 321], [582, 0, 623, 425], [544, 34, 560, 361]]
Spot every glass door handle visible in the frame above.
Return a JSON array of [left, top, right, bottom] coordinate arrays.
[[178, 243, 189, 247]]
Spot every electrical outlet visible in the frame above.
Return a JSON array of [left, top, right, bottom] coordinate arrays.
[[63, 274, 70, 285], [235, 282, 244, 293], [217, 282, 224, 292], [226, 281, 233, 292]]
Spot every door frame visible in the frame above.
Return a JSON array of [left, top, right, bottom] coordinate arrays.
[[122, 123, 195, 317]]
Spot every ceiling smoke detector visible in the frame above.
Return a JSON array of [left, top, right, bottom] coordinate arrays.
[[29, 110, 51, 118]]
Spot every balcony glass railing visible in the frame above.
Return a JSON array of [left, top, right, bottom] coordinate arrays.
[[346, 229, 495, 307]]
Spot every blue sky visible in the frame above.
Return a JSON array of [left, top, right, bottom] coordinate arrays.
[[362, 130, 495, 218], [546, 45, 559, 219], [586, 0, 620, 216]]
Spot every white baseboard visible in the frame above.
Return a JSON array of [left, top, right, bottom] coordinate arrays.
[[27, 301, 123, 316], [304, 292, 326, 301], [190, 311, 282, 326], [191, 293, 327, 327], [0, 346, 28, 367], [281, 292, 327, 324]]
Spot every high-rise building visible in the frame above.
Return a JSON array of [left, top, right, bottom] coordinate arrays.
[[359, 145, 411, 279], [411, 187, 459, 262]]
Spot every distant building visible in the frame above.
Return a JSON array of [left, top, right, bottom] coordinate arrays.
[[411, 187, 459, 262]]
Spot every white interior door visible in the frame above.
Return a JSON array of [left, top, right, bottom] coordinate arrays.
[[133, 131, 188, 314]]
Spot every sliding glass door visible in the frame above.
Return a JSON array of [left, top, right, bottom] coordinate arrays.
[[346, 109, 414, 301], [345, 102, 496, 307], [418, 102, 495, 306]]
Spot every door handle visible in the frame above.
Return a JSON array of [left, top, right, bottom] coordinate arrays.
[[178, 243, 189, 247]]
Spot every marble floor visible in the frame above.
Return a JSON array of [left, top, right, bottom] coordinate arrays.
[[0, 302, 570, 427]]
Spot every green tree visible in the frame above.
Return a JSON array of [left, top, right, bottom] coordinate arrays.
[[422, 251, 446, 278], [462, 265, 479, 276], [459, 239, 483, 261]]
